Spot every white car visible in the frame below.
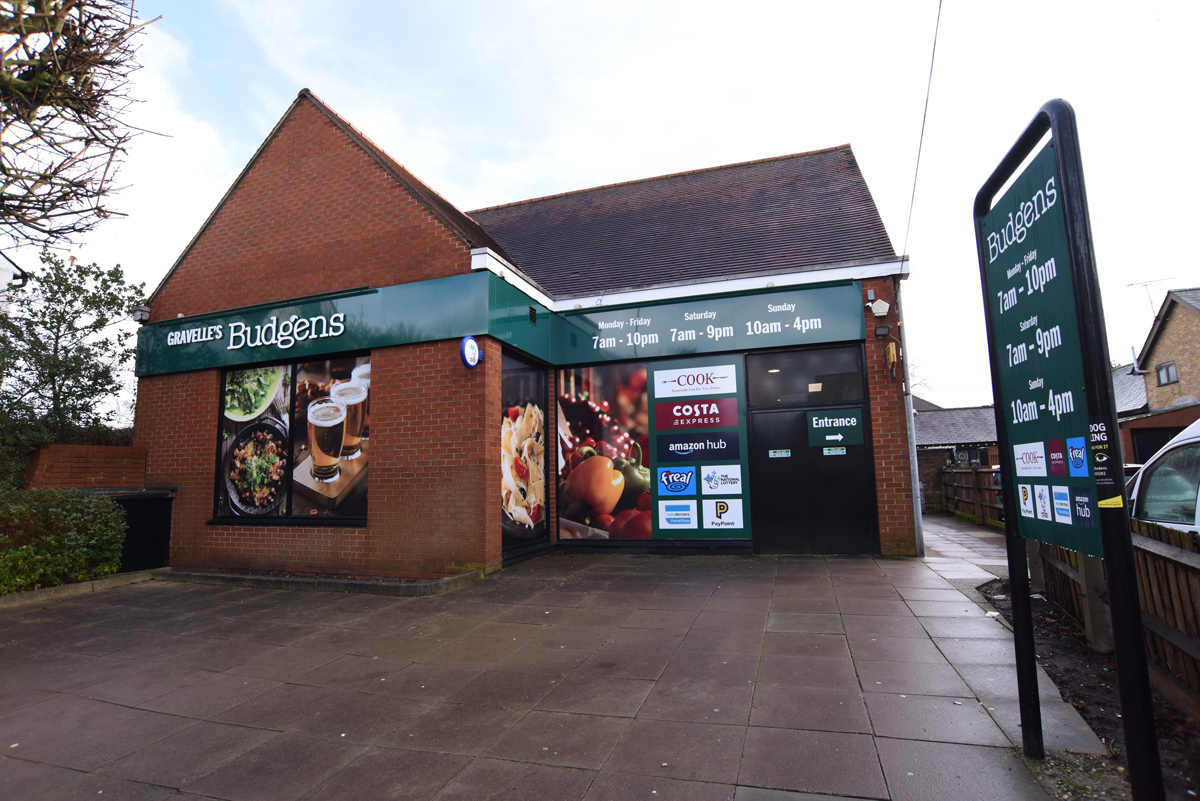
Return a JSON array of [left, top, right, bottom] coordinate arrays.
[[1126, 417, 1200, 534]]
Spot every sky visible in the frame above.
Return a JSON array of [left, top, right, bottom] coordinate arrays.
[[23, 0, 1200, 412]]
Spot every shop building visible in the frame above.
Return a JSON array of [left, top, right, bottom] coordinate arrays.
[[134, 90, 918, 579]]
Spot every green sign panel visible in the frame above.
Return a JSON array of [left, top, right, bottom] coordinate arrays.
[[980, 142, 1102, 556], [137, 273, 490, 377], [647, 354, 751, 540], [551, 282, 865, 364], [807, 408, 863, 446]]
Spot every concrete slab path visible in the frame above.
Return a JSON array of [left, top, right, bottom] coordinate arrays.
[[0, 547, 1102, 800]]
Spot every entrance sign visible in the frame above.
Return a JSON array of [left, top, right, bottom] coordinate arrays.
[[806, 408, 863, 447], [974, 99, 1161, 798]]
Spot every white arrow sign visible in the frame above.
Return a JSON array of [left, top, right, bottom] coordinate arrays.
[[825, 433, 844, 442]]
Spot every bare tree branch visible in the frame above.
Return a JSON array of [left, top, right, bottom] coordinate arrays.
[[0, 1, 155, 247]]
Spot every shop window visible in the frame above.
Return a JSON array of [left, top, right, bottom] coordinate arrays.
[[501, 352, 549, 548], [1156, 362, 1178, 386], [746, 346, 864, 407], [557, 362, 652, 539], [214, 354, 371, 522]]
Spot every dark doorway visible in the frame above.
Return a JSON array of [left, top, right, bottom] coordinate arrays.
[[749, 406, 877, 553], [745, 345, 877, 555], [1131, 426, 1186, 465]]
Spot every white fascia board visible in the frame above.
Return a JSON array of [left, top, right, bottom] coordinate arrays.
[[470, 248, 555, 308], [471, 247, 909, 312]]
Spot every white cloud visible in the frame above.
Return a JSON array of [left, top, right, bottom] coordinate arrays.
[[69, 28, 244, 296]]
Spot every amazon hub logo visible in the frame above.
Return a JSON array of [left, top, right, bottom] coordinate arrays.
[[657, 432, 741, 463]]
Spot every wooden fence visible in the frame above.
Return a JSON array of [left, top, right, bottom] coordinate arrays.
[[1130, 518, 1200, 701], [939, 467, 1004, 528], [1028, 517, 1200, 711]]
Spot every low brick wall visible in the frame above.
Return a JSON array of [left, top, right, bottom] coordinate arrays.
[[25, 445, 147, 490]]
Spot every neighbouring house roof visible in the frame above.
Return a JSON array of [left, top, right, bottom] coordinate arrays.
[[913, 406, 997, 448], [468, 146, 898, 299], [1111, 363, 1148, 417], [912, 395, 943, 412], [1135, 288, 1200, 371]]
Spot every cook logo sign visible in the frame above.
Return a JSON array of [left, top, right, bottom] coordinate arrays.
[[653, 365, 737, 398], [1013, 441, 1047, 477]]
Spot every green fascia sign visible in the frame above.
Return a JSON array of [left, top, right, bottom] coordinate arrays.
[[137, 272, 866, 376], [981, 142, 1101, 557], [807, 407, 864, 446], [550, 281, 866, 364], [136, 272, 492, 377]]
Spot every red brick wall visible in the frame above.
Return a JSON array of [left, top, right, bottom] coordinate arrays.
[[134, 339, 502, 579], [150, 96, 472, 321], [135, 94, 497, 579], [863, 277, 917, 555], [1118, 405, 1200, 463], [25, 445, 147, 489]]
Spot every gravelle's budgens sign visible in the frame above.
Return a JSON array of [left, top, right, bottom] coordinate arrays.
[[979, 141, 1101, 557]]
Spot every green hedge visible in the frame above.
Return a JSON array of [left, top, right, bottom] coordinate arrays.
[[0, 488, 127, 595]]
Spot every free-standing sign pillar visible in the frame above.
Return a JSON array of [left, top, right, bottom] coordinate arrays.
[[973, 99, 1163, 799]]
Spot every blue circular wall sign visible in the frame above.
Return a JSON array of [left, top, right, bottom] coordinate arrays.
[[460, 336, 481, 369]]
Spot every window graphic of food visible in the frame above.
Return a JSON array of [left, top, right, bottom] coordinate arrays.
[[501, 403, 545, 532], [228, 428, 287, 510], [220, 365, 290, 516], [557, 365, 652, 539]]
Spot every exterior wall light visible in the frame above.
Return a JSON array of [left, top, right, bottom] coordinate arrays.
[[132, 305, 151, 325]]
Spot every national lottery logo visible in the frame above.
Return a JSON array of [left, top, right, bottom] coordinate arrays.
[[700, 465, 742, 495]]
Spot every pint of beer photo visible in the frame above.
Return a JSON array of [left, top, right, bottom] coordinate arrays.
[[308, 396, 347, 481], [330, 379, 368, 459]]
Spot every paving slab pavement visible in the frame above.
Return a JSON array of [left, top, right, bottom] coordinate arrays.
[[0, 547, 1103, 800]]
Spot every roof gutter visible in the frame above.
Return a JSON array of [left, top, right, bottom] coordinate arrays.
[[472, 248, 909, 313]]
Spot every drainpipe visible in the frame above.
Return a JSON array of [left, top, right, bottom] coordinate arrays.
[[895, 270, 924, 556]]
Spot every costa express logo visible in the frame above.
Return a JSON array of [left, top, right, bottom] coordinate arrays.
[[654, 397, 738, 429], [653, 365, 738, 398], [656, 432, 740, 462]]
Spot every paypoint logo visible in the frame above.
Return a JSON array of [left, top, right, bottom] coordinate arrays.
[[702, 498, 743, 528], [657, 467, 695, 495]]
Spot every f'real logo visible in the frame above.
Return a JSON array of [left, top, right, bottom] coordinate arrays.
[[660, 471, 693, 493]]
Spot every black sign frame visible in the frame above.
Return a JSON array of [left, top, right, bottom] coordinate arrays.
[[973, 99, 1162, 798]]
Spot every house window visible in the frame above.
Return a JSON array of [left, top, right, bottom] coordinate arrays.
[[1157, 362, 1178, 386]]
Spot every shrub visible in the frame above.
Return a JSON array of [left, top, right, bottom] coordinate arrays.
[[0, 488, 127, 595]]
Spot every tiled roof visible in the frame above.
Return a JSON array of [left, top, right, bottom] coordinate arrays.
[[913, 406, 997, 448], [912, 395, 943, 412], [1136, 287, 1200, 371], [1111, 363, 1148, 417], [468, 146, 897, 298]]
